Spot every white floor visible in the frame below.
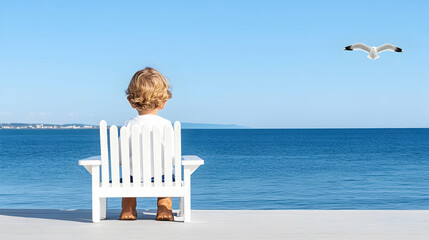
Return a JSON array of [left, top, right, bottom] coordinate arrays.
[[0, 209, 428, 240]]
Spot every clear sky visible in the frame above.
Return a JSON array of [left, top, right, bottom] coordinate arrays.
[[0, 0, 428, 128]]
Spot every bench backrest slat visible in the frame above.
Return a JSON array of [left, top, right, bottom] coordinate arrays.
[[164, 125, 173, 187], [130, 125, 141, 187], [109, 126, 120, 187], [152, 126, 162, 187], [174, 121, 182, 184], [100, 120, 109, 187], [120, 127, 131, 187], [142, 125, 152, 187]]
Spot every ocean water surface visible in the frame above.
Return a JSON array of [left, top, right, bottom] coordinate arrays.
[[0, 128, 428, 210]]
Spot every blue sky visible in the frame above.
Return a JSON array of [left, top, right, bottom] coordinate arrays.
[[0, 0, 428, 128]]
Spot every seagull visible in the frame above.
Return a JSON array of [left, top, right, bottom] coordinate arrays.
[[344, 43, 403, 60]]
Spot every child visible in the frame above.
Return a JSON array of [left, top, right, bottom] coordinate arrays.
[[120, 67, 174, 221]]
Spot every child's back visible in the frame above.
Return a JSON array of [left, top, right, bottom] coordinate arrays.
[[124, 114, 171, 133], [123, 114, 174, 179]]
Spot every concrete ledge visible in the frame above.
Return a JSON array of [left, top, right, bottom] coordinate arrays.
[[1, 209, 428, 239]]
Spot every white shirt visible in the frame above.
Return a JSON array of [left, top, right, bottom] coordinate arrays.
[[124, 114, 172, 132]]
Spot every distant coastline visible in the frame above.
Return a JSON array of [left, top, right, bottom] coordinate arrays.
[[0, 123, 98, 129], [1, 123, 428, 130], [0, 122, 244, 130]]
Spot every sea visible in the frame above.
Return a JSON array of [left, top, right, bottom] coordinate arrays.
[[0, 129, 428, 210]]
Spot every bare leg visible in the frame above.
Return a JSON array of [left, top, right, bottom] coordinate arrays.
[[156, 197, 174, 221], [119, 197, 137, 220]]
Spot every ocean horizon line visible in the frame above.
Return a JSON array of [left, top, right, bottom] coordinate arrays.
[[0, 122, 428, 130]]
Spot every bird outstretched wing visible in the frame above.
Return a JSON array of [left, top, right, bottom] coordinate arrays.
[[345, 43, 371, 53], [376, 44, 402, 53]]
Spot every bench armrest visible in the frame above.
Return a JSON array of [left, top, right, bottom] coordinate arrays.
[[182, 155, 204, 174], [79, 156, 101, 174]]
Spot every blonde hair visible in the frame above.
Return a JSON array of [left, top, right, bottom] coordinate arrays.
[[126, 67, 172, 111]]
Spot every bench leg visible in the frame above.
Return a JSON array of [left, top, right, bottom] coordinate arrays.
[[100, 198, 107, 219], [92, 196, 100, 222], [183, 194, 191, 222], [179, 197, 184, 217], [91, 166, 101, 222], [182, 169, 192, 222]]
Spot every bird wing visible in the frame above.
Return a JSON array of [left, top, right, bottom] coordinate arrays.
[[376, 44, 399, 53], [349, 43, 371, 53]]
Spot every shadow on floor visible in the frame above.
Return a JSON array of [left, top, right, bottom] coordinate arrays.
[[0, 209, 171, 223]]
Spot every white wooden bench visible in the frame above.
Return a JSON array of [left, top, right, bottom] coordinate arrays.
[[79, 120, 204, 222]]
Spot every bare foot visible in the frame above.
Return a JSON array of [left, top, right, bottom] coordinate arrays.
[[156, 205, 174, 221], [119, 209, 137, 220], [119, 197, 137, 220]]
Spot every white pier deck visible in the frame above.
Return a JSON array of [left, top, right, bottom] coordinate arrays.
[[1, 209, 428, 239]]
